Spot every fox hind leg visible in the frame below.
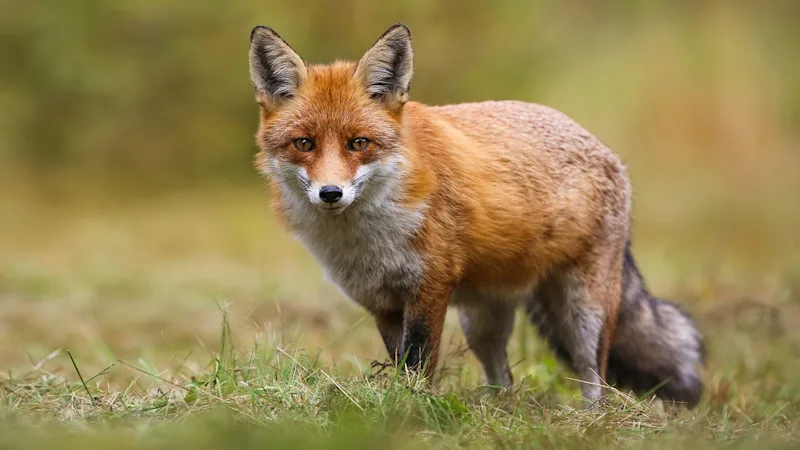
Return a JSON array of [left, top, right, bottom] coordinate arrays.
[[456, 295, 516, 389], [557, 272, 607, 403], [530, 254, 623, 404]]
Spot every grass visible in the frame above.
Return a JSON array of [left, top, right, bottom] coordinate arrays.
[[1, 179, 800, 448], [1, 310, 799, 449]]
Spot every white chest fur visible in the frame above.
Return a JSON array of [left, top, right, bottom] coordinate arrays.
[[290, 200, 426, 313]]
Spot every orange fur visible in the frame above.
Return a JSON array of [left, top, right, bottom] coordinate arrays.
[[249, 25, 704, 407], [253, 35, 630, 372]]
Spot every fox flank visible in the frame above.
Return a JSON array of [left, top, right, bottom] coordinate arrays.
[[248, 24, 705, 407]]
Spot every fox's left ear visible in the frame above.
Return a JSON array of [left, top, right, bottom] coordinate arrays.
[[355, 24, 413, 110]]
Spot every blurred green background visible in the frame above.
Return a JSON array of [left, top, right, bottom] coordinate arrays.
[[1, 0, 799, 404], [3, 1, 798, 187], [1, 1, 800, 447]]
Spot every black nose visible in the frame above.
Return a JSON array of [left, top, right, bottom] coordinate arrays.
[[319, 185, 343, 203]]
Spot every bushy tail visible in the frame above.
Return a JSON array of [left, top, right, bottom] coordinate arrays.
[[525, 241, 705, 407], [607, 242, 705, 407]]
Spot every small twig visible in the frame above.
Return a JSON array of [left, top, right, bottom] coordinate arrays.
[[67, 350, 94, 405], [370, 359, 395, 377]]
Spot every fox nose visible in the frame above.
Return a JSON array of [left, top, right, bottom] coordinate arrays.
[[319, 185, 343, 204]]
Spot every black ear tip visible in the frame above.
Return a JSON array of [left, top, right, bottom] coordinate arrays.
[[386, 23, 412, 39], [250, 25, 276, 42]]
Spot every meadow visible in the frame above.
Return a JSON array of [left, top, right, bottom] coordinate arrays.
[[1, 1, 799, 448]]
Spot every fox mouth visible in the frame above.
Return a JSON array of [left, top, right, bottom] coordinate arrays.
[[318, 204, 348, 215]]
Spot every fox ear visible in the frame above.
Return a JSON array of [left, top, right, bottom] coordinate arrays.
[[356, 24, 413, 110], [249, 26, 307, 107]]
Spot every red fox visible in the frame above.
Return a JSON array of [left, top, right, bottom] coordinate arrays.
[[248, 24, 705, 407]]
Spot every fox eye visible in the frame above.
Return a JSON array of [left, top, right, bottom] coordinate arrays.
[[349, 137, 371, 152], [292, 138, 315, 152]]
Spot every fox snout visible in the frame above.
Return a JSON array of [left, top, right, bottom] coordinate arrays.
[[310, 181, 352, 212], [318, 185, 343, 203], [302, 173, 359, 214]]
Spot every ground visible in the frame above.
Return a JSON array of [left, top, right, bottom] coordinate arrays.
[[0, 176, 799, 449]]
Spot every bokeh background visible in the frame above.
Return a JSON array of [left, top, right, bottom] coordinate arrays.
[[1, 0, 799, 401]]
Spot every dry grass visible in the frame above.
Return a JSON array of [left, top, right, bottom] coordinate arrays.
[[1, 178, 799, 448], [1, 307, 798, 449]]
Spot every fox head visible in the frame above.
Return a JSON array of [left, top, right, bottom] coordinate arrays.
[[249, 24, 413, 215]]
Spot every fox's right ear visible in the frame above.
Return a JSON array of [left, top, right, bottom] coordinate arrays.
[[249, 26, 307, 108]]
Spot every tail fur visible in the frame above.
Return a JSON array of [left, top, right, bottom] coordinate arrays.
[[608, 242, 705, 406], [527, 241, 706, 407]]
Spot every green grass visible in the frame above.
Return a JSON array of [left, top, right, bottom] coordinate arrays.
[[1, 183, 799, 448], [0, 315, 792, 449], [2, 307, 800, 449]]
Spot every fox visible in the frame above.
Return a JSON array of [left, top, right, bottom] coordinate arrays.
[[248, 24, 705, 407]]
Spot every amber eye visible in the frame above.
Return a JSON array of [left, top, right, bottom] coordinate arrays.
[[292, 138, 315, 152], [349, 137, 371, 152]]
